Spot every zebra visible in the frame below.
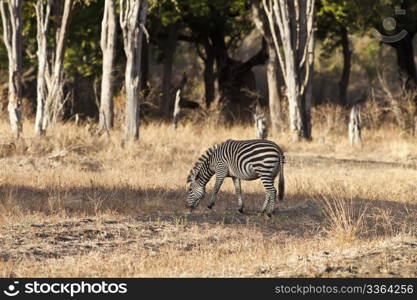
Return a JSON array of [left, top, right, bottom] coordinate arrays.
[[186, 139, 285, 217]]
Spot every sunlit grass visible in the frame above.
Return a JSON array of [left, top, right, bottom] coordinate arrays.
[[0, 115, 416, 277]]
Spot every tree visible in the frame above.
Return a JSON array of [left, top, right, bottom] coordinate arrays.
[[261, 0, 316, 140], [317, 0, 356, 106], [34, 0, 74, 133], [99, 0, 117, 131], [120, 0, 149, 141], [174, 0, 266, 119], [0, 0, 23, 139], [47, 0, 74, 126], [148, 0, 182, 116], [159, 24, 178, 117], [23, 1, 108, 128], [64, 1, 110, 120], [317, 0, 380, 106], [34, 0, 51, 135], [252, 1, 283, 134]]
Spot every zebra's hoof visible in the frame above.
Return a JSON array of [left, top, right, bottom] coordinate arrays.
[[266, 213, 272, 218], [238, 208, 244, 214], [207, 204, 214, 209]]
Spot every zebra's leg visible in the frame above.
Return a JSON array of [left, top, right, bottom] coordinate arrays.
[[266, 188, 277, 217], [232, 177, 244, 213], [260, 193, 269, 214], [260, 176, 277, 217], [207, 173, 226, 209]]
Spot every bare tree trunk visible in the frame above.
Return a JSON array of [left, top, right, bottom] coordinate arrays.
[[202, 43, 216, 109], [266, 46, 282, 134], [348, 103, 362, 145], [99, 0, 117, 131], [260, 0, 315, 141], [34, 0, 51, 136], [287, 73, 303, 141], [172, 73, 187, 129], [43, 0, 74, 130], [252, 2, 282, 135], [120, 0, 148, 141], [140, 34, 149, 97], [194, 40, 216, 109], [254, 113, 268, 139], [0, 0, 23, 139], [302, 28, 315, 139], [339, 26, 351, 107], [172, 89, 181, 129]]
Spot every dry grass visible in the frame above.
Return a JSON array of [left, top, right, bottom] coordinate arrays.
[[318, 189, 369, 243], [0, 116, 416, 277]]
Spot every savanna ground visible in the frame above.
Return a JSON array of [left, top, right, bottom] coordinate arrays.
[[0, 114, 416, 277]]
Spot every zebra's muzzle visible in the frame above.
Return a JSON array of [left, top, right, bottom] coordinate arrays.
[[185, 200, 197, 209]]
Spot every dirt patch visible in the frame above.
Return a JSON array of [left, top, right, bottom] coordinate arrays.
[[0, 218, 160, 261], [270, 238, 417, 277], [1, 214, 416, 277], [0, 204, 320, 262]]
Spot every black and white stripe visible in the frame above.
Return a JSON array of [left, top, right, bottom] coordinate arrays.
[[186, 139, 285, 217]]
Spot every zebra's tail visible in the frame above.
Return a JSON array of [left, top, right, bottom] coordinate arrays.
[[278, 158, 285, 201]]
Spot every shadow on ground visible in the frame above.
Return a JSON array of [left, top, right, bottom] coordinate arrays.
[[0, 183, 416, 278], [1, 183, 416, 238]]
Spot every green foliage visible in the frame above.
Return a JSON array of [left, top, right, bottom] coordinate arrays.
[[64, 1, 103, 80], [316, 0, 367, 54], [177, 0, 253, 46], [149, 0, 182, 27], [317, 0, 417, 47], [1, 0, 105, 82], [151, 0, 253, 48], [0, 0, 412, 107], [147, 0, 253, 67], [0, 1, 38, 78], [316, 0, 411, 56], [318, 0, 351, 26]]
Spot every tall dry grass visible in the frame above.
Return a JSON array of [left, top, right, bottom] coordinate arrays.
[[318, 189, 369, 243], [0, 111, 416, 277]]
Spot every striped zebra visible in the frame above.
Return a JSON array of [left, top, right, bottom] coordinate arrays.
[[186, 139, 285, 217]]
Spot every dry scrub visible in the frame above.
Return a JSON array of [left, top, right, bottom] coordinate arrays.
[[0, 117, 416, 277]]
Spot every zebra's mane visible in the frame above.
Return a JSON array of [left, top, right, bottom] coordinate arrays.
[[187, 142, 223, 182]]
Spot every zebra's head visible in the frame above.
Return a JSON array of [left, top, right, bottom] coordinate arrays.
[[186, 146, 217, 209], [186, 169, 206, 209]]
